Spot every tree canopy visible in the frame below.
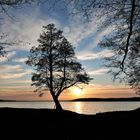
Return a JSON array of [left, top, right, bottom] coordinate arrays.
[[64, 0, 140, 94], [26, 24, 91, 110]]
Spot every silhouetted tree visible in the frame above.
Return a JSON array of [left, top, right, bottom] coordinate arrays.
[[61, 0, 140, 94], [125, 36, 140, 94], [26, 24, 91, 110]]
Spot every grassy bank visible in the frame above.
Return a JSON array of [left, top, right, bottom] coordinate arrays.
[[0, 107, 140, 139]]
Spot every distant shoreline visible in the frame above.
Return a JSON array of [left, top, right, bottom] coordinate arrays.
[[0, 100, 51, 102], [1, 97, 140, 102], [72, 97, 140, 102]]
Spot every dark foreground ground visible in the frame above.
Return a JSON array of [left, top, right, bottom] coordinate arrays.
[[0, 107, 140, 139]]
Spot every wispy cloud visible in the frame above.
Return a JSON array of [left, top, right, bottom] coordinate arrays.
[[0, 51, 16, 62], [0, 64, 32, 79], [1, 7, 110, 53], [88, 68, 109, 75], [0, 65, 23, 72], [0, 70, 31, 79], [0, 79, 31, 84], [85, 26, 114, 50], [77, 49, 114, 60], [64, 20, 98, 47], [1, 8, 60, 51], [13, 57, 27, 63]]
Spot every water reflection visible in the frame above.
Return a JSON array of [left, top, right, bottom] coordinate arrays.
[[75, 102, 82, 114], [1, 101, 140, 114]]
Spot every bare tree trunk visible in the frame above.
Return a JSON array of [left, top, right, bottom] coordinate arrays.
[[53, 95, 63, 110]]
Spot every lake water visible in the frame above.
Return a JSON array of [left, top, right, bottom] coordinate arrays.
[[0, 101, 140, 114]]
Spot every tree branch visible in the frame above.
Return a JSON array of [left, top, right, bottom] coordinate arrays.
[[120, 0, 136, 71], [56, 81, 77, 98]]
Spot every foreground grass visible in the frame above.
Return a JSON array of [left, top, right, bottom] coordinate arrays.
[[0, 107, 140, 139]]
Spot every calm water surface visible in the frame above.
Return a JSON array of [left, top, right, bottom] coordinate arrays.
[[0, 101, 140, 114]]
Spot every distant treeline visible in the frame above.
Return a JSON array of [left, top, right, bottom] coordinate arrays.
[[1, 97, 140, 102], [0, 99, 51, 102], [72, 97, 140, 102], [0, 99, 18, 102]]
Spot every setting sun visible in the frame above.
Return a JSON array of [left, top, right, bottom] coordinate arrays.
[[72, 88, 83, 95]]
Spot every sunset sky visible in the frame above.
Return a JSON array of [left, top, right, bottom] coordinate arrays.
[[0, 1, 137, 100]]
